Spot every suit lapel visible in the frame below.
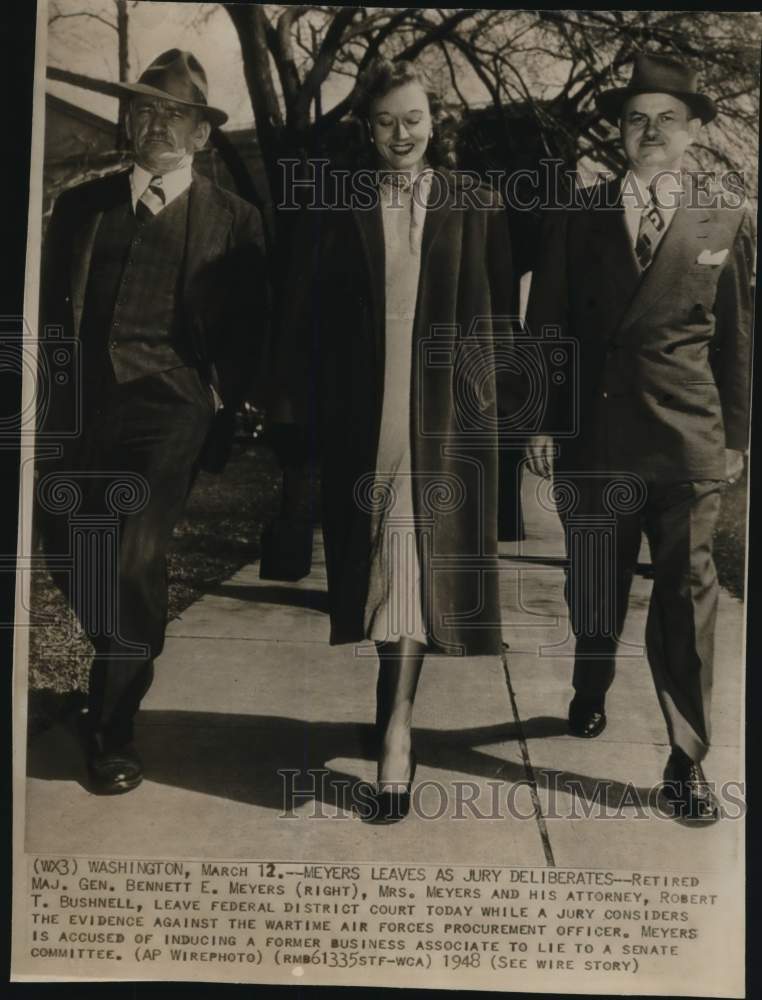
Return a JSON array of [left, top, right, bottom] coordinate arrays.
[[618, 176, 711, 333], [588, 178, 642, 312], [70, 170, 130, 337], [70, 214, 102, 339], [183, 172, 231, 296]]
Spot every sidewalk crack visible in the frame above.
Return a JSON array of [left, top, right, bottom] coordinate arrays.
[[500, 643, 556, 867]]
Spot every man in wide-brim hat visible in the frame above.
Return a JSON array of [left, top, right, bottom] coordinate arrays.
[[40, 50, 268, 795], [596, 51, 717, 126], [114, 47, 229, 127], [525, 53, 753, 821]]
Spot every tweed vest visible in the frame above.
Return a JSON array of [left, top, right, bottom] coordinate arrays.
[[80, 189, 193, 383]]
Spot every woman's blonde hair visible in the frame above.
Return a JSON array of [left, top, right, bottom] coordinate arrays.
[[351, 57, 459, 169]]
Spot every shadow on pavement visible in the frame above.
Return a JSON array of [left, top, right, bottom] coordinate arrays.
[[27, 710, 657, 815], [205, 584, 330, 612]]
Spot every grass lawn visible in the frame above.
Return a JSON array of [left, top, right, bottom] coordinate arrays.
[[23, 451, 747, 732]]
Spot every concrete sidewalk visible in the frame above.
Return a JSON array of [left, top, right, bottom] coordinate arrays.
[[26, 475, 745, 869]]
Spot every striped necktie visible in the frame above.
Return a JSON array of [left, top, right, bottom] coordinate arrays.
[[635, 181, 666, 270], [136, 174, 166, 222]]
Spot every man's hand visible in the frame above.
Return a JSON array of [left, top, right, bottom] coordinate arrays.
[[725, 448, 745, 485], [526, 435, 555, 479]]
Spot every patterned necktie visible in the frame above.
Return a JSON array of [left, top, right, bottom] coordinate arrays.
[[635, 181, 666, 270], [135, 175, 166, 223]]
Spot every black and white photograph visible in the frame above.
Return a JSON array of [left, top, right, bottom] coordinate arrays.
[[10, 1, 759, 992]]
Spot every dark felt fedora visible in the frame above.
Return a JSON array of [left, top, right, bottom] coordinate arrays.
[[597, 53, 716, 126], [115, 49, 228, 127]]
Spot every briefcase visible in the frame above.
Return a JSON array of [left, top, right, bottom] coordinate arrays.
[[259, 517, 313, 581]]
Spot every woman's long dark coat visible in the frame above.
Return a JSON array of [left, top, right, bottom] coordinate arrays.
[[277, 170, 514, 655]]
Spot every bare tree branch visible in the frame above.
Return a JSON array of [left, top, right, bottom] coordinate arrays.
[[292, 6, 360, 124], [49, 11, 117, 31], [438, 41, 469, 109]]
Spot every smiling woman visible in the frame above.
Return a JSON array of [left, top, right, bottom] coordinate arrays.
[[365, 72, 432, 172], [351, 59, 458, 170], [274, 56, 515, 825]]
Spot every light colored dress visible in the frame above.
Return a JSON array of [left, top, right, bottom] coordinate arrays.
[[363, 172, 432, 645]]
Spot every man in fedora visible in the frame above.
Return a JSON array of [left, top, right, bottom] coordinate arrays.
[[525, 53, 754, 819], [40, 50, 268, 794]]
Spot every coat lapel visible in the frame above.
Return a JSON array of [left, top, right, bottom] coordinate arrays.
[[183, 172, 231, 296], [181, 173, 234, 370], [350, 199, 386, 393], [70, 170, 130, 337], [418, 169, 452, 272], [618, 176, 711, 333], [350, 168, 459, 405], [350, 169, 454, 401], [70, 214, 102, 339], [587, 178, 642, 313]]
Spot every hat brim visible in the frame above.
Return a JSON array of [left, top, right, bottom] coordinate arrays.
[[596, 86, 716, 126], [115, 80, 228, 128]]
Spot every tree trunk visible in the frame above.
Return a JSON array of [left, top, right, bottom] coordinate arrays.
[[225, 4, 285, 207], [116, 0, 129, 149]]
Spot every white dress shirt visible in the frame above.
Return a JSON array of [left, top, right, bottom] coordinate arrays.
[[130, 160, 193, 214], [621, 170, 683, 248]]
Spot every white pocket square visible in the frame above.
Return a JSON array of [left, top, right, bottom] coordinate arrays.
[[697, 248, 729, 266]]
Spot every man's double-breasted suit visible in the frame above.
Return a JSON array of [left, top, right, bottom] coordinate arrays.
[[40, 168, 268, 747], [526, 173, 754, 761]]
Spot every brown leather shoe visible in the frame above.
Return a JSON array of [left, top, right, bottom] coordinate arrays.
[[662, 748, 719, 822], [568, 696, 607, 738]]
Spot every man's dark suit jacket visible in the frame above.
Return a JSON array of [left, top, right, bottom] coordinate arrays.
[[525, 174, 754, 482], [41, 168, 268, 471]]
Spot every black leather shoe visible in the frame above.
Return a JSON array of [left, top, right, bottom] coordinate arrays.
[[662, 749, 720, 822], [363, 754, 417, 825], [568, 696, 607, 738], [81, 719, 143, 795]]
